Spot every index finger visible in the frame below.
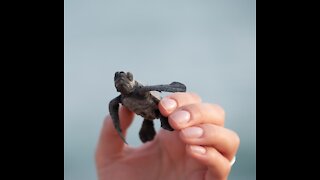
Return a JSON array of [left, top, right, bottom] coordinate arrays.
[[159, 92, 202, 116]]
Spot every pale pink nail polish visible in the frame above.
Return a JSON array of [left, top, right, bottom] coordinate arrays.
[[181, 127, 203, 138], [170, 110, 190, 125], [189, 145, 206, 154], [161, 98, 177, 112]]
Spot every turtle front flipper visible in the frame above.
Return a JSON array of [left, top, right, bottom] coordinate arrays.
[[109, 95, 127, 144], [139, 119, 156, 143], [138, 82, 186, 94]]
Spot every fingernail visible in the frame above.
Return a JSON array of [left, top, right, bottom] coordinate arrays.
[[170, 110, 190, 125], [189, 145, 206, 154], [181, 127, 203, 138], [161, 98, 177, 112]]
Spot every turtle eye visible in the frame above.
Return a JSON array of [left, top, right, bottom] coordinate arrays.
[[114, 72, 120, 80], [127, 72, 133, 81]]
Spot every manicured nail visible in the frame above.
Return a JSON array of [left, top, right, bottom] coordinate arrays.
[[170, 110, 190, 125], [161, 98, 177, 112], [189, 145, 206, 154], [181, 127, 203, 138]]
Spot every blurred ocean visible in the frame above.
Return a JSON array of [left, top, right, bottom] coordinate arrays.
[[64, 0, 256, 179]]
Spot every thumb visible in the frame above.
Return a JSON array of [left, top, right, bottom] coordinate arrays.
[[95, 106, 134, 166]]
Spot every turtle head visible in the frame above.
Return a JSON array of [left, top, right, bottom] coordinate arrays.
[[114, 71, 135, 94]]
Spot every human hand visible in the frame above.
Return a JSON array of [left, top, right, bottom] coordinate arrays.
[[95, 93, 240, 180]]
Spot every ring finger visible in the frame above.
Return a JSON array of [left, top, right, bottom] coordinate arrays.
[[180, 124, 240, 160]]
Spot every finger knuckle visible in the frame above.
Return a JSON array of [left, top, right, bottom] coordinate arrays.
[[188, 92, 202, 102], [212, 104, 225, 118]]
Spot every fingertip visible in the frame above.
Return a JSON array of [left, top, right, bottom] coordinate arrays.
[[159, 97, 177, 116], [168, 110, 191, 130], [159, 92, 202, 117], [119, 106, 134, 124], [120, 106, 134, 118], [188, 145, 207, 155], [186, 146, 231, 179]]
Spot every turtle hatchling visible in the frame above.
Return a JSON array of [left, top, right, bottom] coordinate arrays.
[[109, 71, 187, 144]]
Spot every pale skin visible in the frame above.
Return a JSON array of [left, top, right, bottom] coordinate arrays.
[[96, 93, 240, 180]]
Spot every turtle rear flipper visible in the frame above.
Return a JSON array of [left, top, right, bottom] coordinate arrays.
[[160, 115, 174, 131], [139, 120, 156, 143]]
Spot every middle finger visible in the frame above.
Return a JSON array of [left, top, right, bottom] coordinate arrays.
[[168, 103, 225, 130]]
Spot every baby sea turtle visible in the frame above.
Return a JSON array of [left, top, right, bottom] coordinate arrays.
[[109, 71, 187, 144]]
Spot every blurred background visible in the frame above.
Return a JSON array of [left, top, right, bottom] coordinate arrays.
[[64, 0, 256, 179]]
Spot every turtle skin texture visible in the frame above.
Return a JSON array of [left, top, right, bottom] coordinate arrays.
[[109, 71, 186, 143]]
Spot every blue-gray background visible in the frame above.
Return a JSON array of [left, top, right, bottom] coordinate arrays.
[[64, 0, 256, 179]]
